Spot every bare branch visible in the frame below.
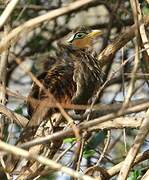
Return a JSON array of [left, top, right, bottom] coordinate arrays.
[[108, 150, 149, 177], [98, 16, 149, 67], [0, 0, 20, 28], [141, 169, 149, 180], [0, 140, 94, 180], [118, 109, 149, 180], [20, 112, 145, 149], [0, 104, 28, 127]]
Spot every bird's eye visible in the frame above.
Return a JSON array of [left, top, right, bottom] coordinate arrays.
[[74, 32, 86, 40]]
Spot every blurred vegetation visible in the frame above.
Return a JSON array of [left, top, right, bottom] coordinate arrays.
[[0, 0, 149, 179]]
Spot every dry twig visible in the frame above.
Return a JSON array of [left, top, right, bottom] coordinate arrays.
[[118, 109, 149, 180], [0, 140, 95, 180], [0, 0, 20, 28], [108, 150, 149, 178]]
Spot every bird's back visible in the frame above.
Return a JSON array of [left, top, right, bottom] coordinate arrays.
[[27, 54, 76, 117]]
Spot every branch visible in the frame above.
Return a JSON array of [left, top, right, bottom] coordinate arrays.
[[20, 109, 145, 148], [87, 117, 142, 132], [107, 150, 149, 177], [0, 140, 94, 180], [118, 109, 149, 180], [19, 98, 149, 150], [0, 104, 28, 127], [98, 16, 149, 67], [138, 4, 149, 56], [0, 23, 10, 142], [141, 169, 149, 180], [0, 0, 20, 29]]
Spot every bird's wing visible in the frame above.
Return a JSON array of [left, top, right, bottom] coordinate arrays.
[[72, 51, 103, 106], [27, 60, 76, 126]]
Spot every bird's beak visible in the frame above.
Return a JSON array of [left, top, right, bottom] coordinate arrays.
[[87, 30, 103, 39]]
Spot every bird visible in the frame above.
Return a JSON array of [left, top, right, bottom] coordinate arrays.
[[7, 27, 104, 178], [18, 27, 105, 144], [26, 26, 104, 131]]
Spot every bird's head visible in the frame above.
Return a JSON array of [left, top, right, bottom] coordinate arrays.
[[65, 27, 103, 49]]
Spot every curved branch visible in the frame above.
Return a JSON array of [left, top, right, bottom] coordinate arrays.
[[0, 140, 94, 180], [98, 16, 149, 67], [0, 104, 28, 127], [0, 0, 20, 29]]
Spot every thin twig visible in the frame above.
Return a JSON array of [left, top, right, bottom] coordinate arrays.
[[117, 109, 149, 180], [96, 130, 111, 165], [0, 140, 95, 180], [0, 24, 10, 139], [108, 150, 149, 177], [0, 0, 20, 28], [138, 3, 149, 56], [119, 0, 140, 112], [98, 16, 149, 67], [141, 169, 149, 180], [19, 114, 144, 149], [0, 104, 28, 127]]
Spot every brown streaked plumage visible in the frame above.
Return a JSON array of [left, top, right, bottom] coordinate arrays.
[[27, 27, 104, 128]]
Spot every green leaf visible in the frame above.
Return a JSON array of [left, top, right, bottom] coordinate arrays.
[[39, 172, 56, 180], [128, 170, 141, 180], [14, 106, 23, 115], [63, 138, 76, 144], [83, 149, 96, 158], [143, 6, 149, 15]]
